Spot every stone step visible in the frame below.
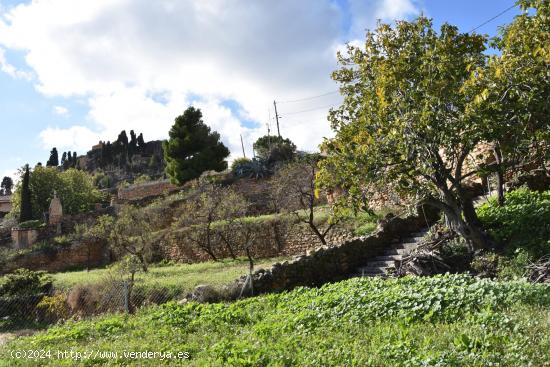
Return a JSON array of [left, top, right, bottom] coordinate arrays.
[[384, 248, 410, 256], [395, 242, 420, 250], [372, 255, 403, 261], [365, 260, 396, 267]]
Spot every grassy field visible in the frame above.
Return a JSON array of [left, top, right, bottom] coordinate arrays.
[[1, 274, 549, 366], [51, 257, 289, 294]]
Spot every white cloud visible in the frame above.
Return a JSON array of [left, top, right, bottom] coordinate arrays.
[[53, 105, 69, 116], [0, 0, 420, 156], [39, 125, 101, 153]]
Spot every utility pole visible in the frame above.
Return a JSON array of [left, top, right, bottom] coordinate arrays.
[[273, 100, 281, 138], [240, 134, 246, 158]]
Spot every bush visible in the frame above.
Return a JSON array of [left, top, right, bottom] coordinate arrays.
[[231, 158, 270, 179], [478, 188, 550, 258], [17, 219, 43, 229], [0, 269, 52, 320], [230, 157, 252, 172], [35, 293, 69, 323]]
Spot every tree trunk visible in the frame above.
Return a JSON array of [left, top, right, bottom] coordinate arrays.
[[442, 205, 494, 251], [308, 221, 327, 246], [136, 252, 148, 272], [493, 145, 505, 206], [424, 196, 494, 251]]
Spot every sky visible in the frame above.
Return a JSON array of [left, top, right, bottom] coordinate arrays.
[[0, 0, 520, 181]]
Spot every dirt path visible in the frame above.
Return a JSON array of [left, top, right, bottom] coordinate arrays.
[[0, 329, 35, 347]]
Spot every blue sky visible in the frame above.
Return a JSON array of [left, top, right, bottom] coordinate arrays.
[[0, 0, 520, 181]]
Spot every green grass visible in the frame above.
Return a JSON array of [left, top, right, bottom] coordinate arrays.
[[51, 257, 289, 294], [2, 274, 549, 366]]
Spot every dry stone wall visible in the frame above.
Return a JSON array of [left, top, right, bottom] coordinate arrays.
[[1, 240, 110, 274], [161, 221, 356, 263], [229, 208, 440, 296], [118, 180, 179, 202]]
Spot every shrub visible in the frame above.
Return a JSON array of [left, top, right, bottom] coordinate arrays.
[[232, 158, 270, 179], [35, 293, 69, 323], [17, 219, 43, 229], [477, 188, 550, 258], [230, 157, 252, 172], [0, 269, 52, 320]]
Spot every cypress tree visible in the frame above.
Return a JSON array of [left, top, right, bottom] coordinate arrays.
[[19, 164, 33, 222], [46, 147, 59, 167]]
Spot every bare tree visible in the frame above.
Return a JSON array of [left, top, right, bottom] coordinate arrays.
[[272, 156, 336, 246], [176, 184, 248, 261]]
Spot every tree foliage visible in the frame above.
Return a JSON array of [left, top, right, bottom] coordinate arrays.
[[19, 165, 33, 222], [253, 135, 297, 165], [318, 17, 497, 249], [11, 166, 103, 219], [93, 206, 157, 272], [46, 147, 59, 167], [464, 0, 549, 203], [0, 176, 13, 196], [163, 107, 230, 185]]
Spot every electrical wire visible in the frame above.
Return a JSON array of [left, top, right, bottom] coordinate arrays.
[[468, 3, 517, 33]]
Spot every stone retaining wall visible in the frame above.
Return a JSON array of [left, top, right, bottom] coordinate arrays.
[[118, 180, 179, 202], [160, 220, 356, 263], [1, 240, 110, 274], [229, 208, 439, 296]]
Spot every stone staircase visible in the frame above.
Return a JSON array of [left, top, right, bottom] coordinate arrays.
[[356, 227, 430, 277]]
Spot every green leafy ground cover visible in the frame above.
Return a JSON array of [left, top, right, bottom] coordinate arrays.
[[2, 274, 549, 366]]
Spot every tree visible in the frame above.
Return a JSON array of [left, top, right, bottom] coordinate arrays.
[[137, 133, 146, 151], [129, 130, 137, 158], [93, 206, 156, 272], [46, 148, 59, 167], [11, 167, 103, 219], [318, 17, 496, 250], [253, 135, 296, 164], [175, 184, 247, 261], [273, 156, 335, 246], [163, 107, 230, 185], [464, 0, 550, 205], [60, 152, 67, 167], [72, 152, 78, 168], [1, 176, 13, 196], [19, 165, 33, 222]]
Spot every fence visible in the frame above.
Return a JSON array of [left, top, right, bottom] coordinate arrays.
[[0, 269, 254, 333]]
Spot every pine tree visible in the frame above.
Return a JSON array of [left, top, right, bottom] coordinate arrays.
[[163, 107, 230, 184], [46, 147, 59, 167], [19, 165, 33, 222]]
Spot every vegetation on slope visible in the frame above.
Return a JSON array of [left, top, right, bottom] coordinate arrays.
[[2, 275, 549, 366]]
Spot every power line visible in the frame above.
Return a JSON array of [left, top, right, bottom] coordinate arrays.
[[469, 4, 517, 33], [276, 90, 339, 104], [280, 103, 337, 116]]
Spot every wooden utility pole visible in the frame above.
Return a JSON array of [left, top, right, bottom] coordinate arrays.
[[273, 100, 281, 137], [240, 134, 246, 158]]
